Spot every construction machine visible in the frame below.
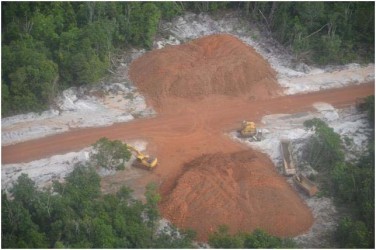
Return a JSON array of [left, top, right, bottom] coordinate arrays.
[[238, 121, 262, 141], [293, 174, 318, 197], [127, 145, 158, 170], [280, 139, 296, 176]]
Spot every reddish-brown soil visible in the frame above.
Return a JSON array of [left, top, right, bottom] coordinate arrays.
[[129, 34, 281, 109], [2, 34, 374, 241], [159, 151, 313, 241]]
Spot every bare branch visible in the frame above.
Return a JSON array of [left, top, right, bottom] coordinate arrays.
[[258, 9, 271, 33], [303, 23, 329, 40]]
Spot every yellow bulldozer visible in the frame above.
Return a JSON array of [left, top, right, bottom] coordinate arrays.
[[127, 145, 158, 170], [238, 121, 262, 141]]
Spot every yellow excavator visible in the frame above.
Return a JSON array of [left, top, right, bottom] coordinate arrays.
[[127, 145, 158, 170], [238, 121, 262, 141]]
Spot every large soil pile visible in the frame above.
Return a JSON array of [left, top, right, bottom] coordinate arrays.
[[6, 33, 374, 245], [159, 151, 313, 241], [129, 34, 312, 241], [129, 34, 280, 107]]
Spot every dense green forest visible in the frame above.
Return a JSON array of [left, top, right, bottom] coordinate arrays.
[[1, 166, 196, 248], [1, 163, 292, 249], [302, 96, 375, 248], [2, 2, 374, 116], [2, 137, 294, 248], [208, 225, 296, 248], [1, 2, 374, 248]]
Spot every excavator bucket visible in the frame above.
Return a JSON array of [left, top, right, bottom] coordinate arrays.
[[145, 157, 158, 168], [132, 157, 157, 171], [127, 145, 158, 170]]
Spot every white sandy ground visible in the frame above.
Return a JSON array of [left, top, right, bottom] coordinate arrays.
[[1, 82, 155, 146], [2, 11, 374, 147], [1, 11, 374, 248], [157, 12, 374, 94], [1, 140, 147, 192], [229, 103, 372, 248]]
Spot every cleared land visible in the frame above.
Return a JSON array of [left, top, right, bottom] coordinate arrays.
[[2, 35, 374, 240]]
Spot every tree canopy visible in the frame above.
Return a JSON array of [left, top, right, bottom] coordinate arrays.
[[2, 2, 374, 116], [1, 2, 163, 116], [1, 165, 196, 248], [208, 225, 296, 248], [303, 110, 374, 248], [90, 137, 131, 171]]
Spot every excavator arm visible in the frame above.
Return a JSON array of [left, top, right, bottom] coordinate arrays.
[[127, 145, 158, 170]]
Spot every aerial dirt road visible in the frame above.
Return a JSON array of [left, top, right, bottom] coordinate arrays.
[[2, 83, 374, 165], [2, 83, 373, 240], [2, 34, 374, 240]]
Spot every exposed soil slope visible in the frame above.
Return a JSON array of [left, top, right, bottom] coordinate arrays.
[[129, 34, 281, 108], [160, 151, 313, 241]]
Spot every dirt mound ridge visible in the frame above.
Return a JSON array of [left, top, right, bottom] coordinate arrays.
[[129, 34, 280, 107], [159, 151, 313, 241]]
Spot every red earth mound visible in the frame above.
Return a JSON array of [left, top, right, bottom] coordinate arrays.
[[130, 34, 311, 241], [159, 151, 313, 241], [10, 34, 373, 243], [129, 34, 281, 108]]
